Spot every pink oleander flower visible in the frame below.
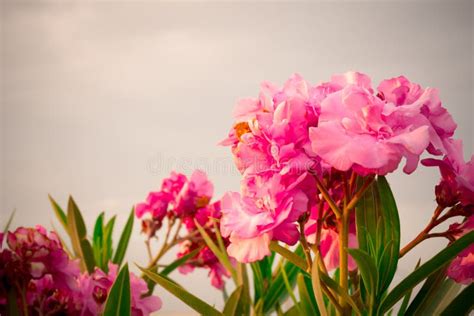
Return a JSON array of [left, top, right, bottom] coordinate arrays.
[[174, 170, 214, 217], [309, 80, 430, 175], [78, 263, 162, 316], [137, 171, 232, 289], [446, 216, 474, 284], [27, 275, 78, 315], [220, 74, 318, 176], [422, 139, 474, 207], [177, 201, 233, 289], [377, 76, 456, 155], [6, 225, 80, 290], [136, 170, 214, 239], [220, 172, 309, 262]]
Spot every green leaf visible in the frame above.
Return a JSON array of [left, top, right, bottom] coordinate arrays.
[[194, 220, 237, 282], [405, 266, 448, 315], [376, 176, 401, 293], [297, 273, 318, 315], [378, 231, 474, 314], [112, 208, 134, 266], [160, 247, 202, 276], [67, 197, 95, 273], [319, 271, 361, 314], [263, 245, 304, 313], [347, 248, 378, 297], [269, 241, 308, 271], [2, 209, 15, 234], [139, 265, 222, 316], [103, 264, 131, 316], [93, 212, 104, 268], [222, 285, 243, 316], [440, 283, 474, 316], [49, 195, 68, 233], [280, 263, 299, 307], [398, 259, 421, 315], [310, 253, 328, 316], [236, 263, 251, 315], [103, 215, 116, 271], [250, 262, 264, 302], [418, 278, 460, 315], [284, 303, 304, 316]]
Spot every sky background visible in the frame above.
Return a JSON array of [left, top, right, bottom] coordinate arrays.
[[1, 1, 473, 314]]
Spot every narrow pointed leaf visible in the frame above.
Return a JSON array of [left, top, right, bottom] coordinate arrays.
[[263, 245, 304, 313], [297, 273, 318, 315], [49, 195, 68, 233], [139, 266, 221, 316], [93, 212, 104, 268], [103, 264, 131, 316], [112, 208, 134, 266], [250, 262, 264, 302], [269, 241, 307, 271], [310, 253, 328, 316], [347, 248, 378, 295], [160, 247, 202, 276], [376, 176, 400, 293], [222, 286, 243, 316], [194, 220, 237, 282], [440, 283, 474, 316], [319, 271, 361, 314], [103, 215, 116, 271], [67, 197, 95, 273], [2, 209, 16, 235], [379, 231, 474, 314], [405, 266, 448, 315], [398, 259, 421, 315]]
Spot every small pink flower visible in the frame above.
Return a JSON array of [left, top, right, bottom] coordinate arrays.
[[174, 170, 214, 216], [135, 191, 172, 219], [447, 216, 474, 284], [422, 139, 474, 207], [78, 263, 162, 316]]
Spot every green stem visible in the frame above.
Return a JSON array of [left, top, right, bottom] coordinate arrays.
[[338, 207, 350, 315]]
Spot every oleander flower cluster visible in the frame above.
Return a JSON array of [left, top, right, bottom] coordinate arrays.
[[2, 71, 473, 315], [220, 72, 473, 284], [135, 170, 232, 289], [0, 226, 161, 315]]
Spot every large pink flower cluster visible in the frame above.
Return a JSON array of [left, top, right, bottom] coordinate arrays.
[[220, 72, 459, 267], [0, 226, 161, 315], [135, 170, 231, 289]]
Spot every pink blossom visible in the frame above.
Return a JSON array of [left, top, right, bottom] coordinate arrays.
[[378, 76, 456, 155], [78, 263, 162, 316], [310, 84, 430, 175], [6, 225, 80, 290], [177, 201, 232, 289], [422, 139, 474, 207], [161, 171, 187, 197], [174, 170, 214, 216], [220, 173, 308, 262], [447, 216, 474, 284], [135, 191, 172, 219], [27, 275, 78, 314]]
